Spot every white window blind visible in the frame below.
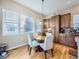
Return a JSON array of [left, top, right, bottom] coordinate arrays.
[[35, 19, 41, 32], [20, 15, 35, 33], [2, 9, 41, 35], [73, 14, 79, 28], [3, 9, 19, 35]]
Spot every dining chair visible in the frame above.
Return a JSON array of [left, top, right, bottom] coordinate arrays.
[[39, 33, 54, 59], [27, 33, 39, 55]]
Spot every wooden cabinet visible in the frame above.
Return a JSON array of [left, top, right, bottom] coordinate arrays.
[[50, 15, 60, 42], [42, 13, 76, 48], [60, 13, 71, 28], [59, 33, 76, 48], [59, 13, 76, 48], [59, 34, 66, 45], [43, 15, 60, 42]]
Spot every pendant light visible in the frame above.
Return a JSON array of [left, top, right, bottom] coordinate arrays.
[[40, 0, 44, 32], [42, 0, 44, 18]]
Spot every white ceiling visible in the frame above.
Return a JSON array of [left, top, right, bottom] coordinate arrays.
[[13, 0, 79, 16]]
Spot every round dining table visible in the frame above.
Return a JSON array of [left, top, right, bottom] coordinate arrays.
[[33, 35, 45, 52]]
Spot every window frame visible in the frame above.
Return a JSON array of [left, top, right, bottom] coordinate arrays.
[[73, 13, 79, 28], [2, 9, 41, 36], [20, 14, 35, 33], [2, 9, 19, 36]]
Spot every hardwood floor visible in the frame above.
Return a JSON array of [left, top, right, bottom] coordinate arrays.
[[6, 43, 77, 59]]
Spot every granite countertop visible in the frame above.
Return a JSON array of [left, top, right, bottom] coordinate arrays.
[[74, 32, 79, 36]]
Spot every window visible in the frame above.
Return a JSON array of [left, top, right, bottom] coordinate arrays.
[[35, 19, 41, 32], [73, 14, 79, 28], [20, 15, 41, 33], [20, 15, 35, 33], [2, 9, 41, 35], [3, 9, 19, 35]]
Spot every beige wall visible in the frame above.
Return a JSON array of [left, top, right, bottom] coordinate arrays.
[[59, 5, 79, 15], [59, 5, 79, 27], [0, 0, 79, 50], [0, 0, 42, 50], [47, 5, 79, 27]]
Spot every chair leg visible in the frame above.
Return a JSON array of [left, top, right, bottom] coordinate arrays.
[[51, 49, 53, 57], [29, 47, 32, 55], [28, 45, 30, 51], [44, 51, 47, 59]]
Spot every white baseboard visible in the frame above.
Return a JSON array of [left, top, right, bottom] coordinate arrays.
[[7, 43, 28, 50]]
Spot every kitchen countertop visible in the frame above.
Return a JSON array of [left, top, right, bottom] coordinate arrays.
[[74, 32, 79, 36]]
